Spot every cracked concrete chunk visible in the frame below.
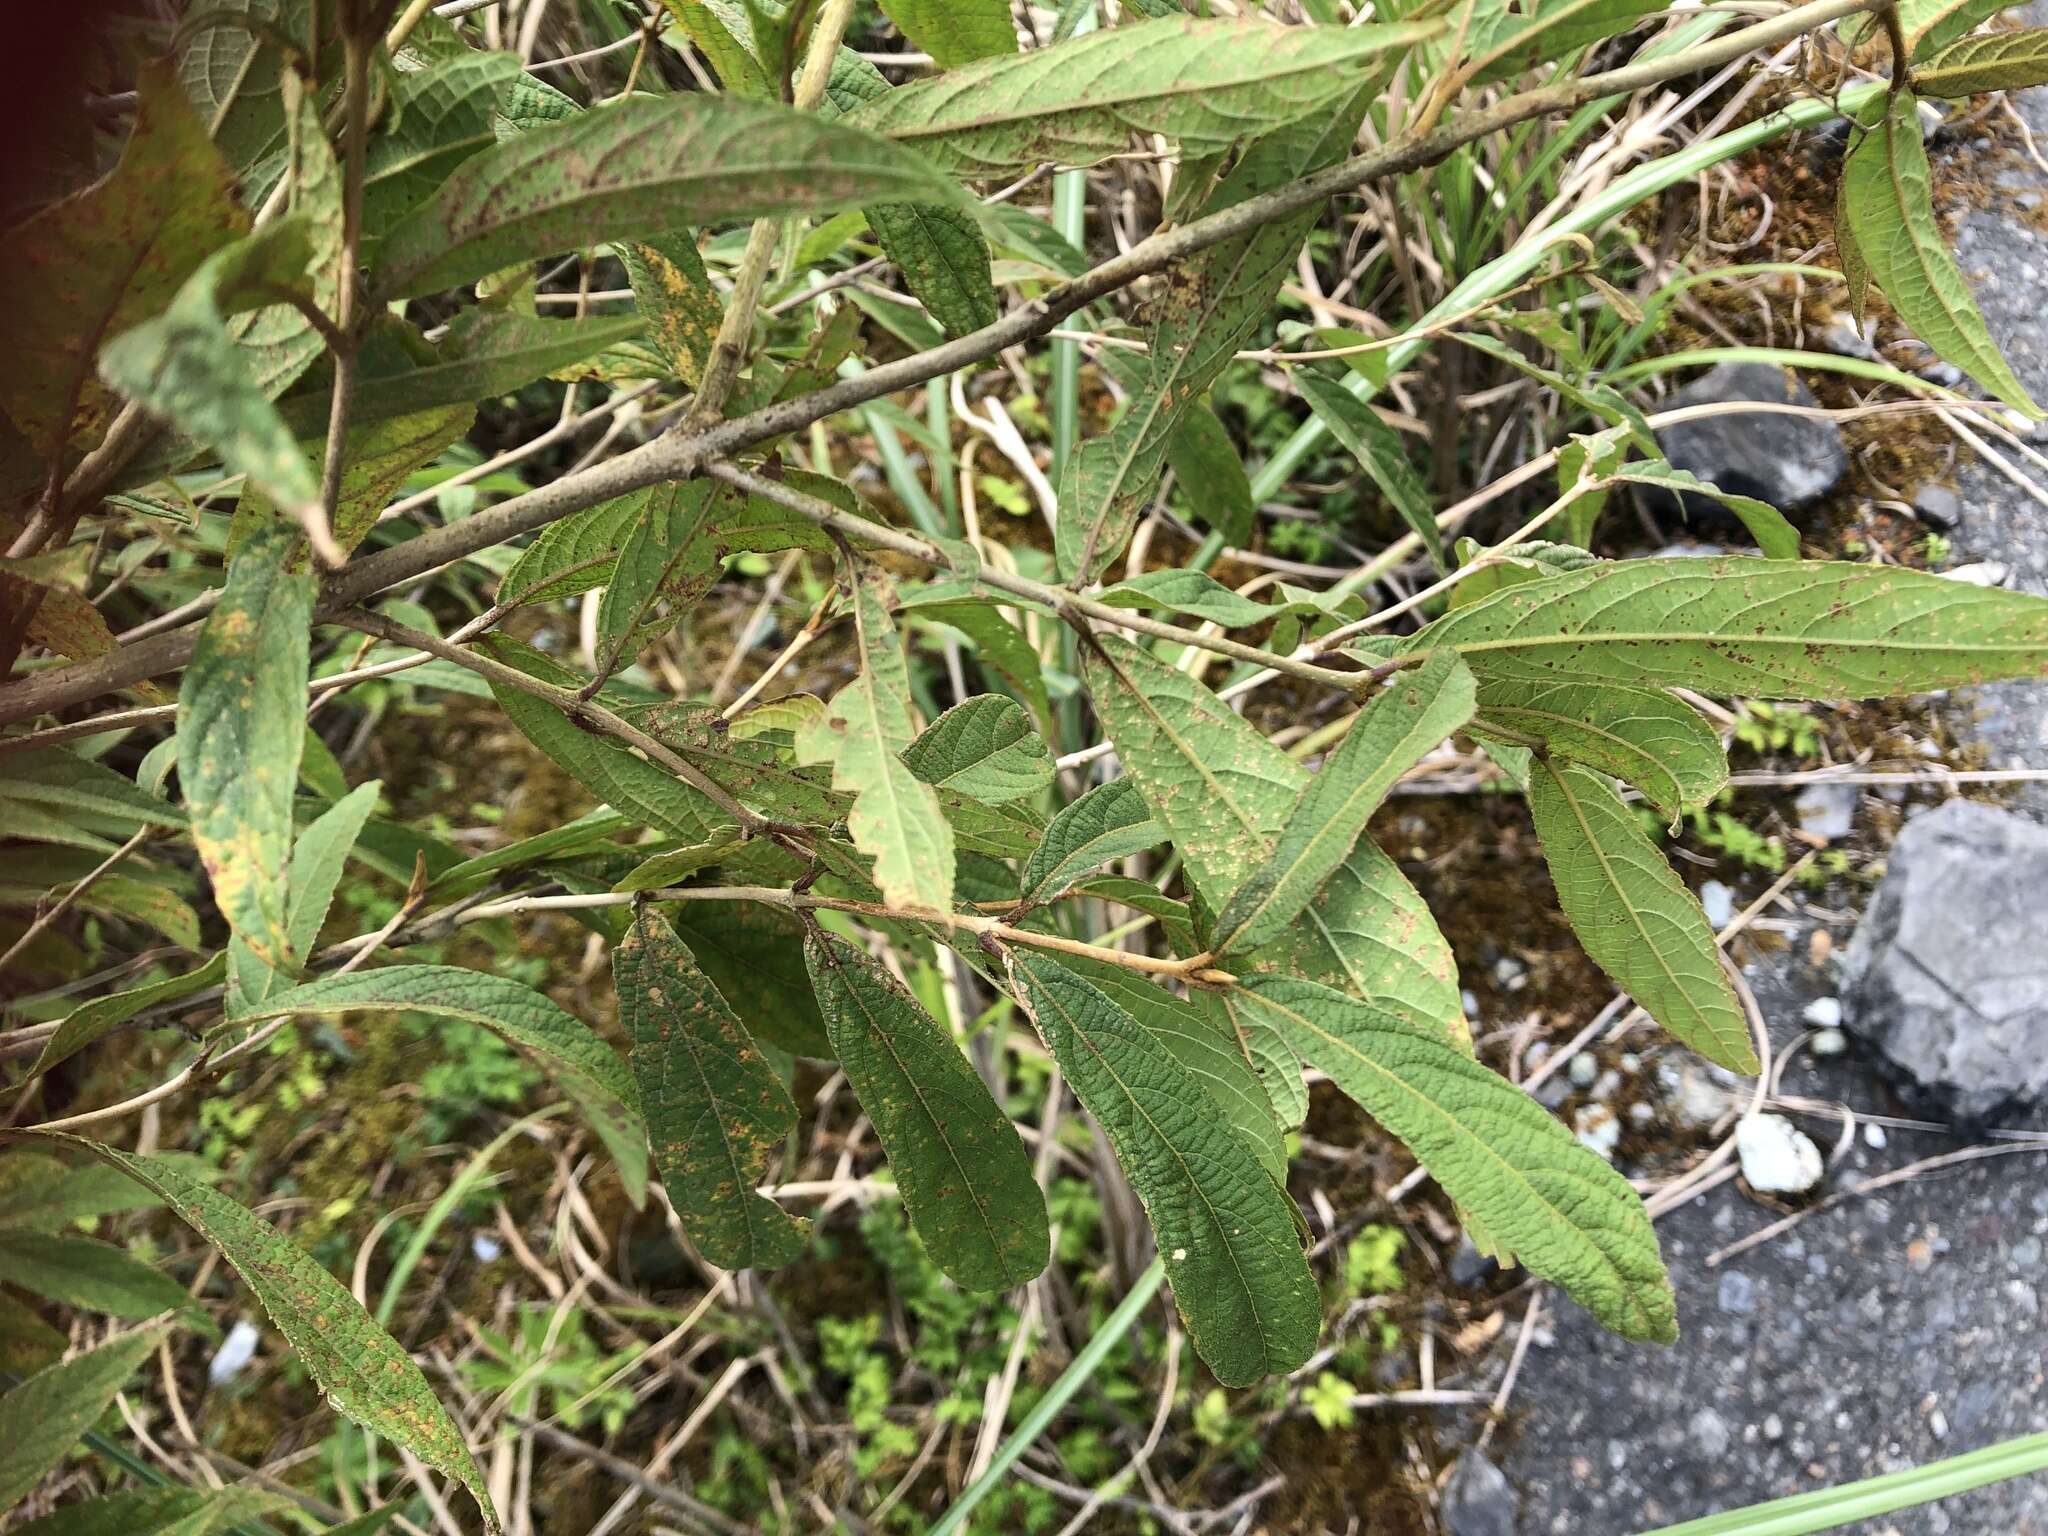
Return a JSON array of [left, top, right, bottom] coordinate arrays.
[[1840, 799, 2048, 1124]]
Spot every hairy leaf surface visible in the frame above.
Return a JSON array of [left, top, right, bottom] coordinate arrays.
[[0, 1232, 194, 1321], [1385, 558, 2048, 699], [374, 94, 974, 300], [1840, 91, 2036, 413], [1914, 28, 2048, 95], [22, 1140, 498, 1530], [1528, 760, 1758, 1072], [615, 910, 808, 1270], [846, 17, 1434, 177], [807, 933, 1047, 1288], [900, 695, 1054, 803], [1473, 680, 1726, 818], [1228, 977, 1676, 1341], [1296, 369, 1444, 571], [1009, 951, 1318, 1385], [0, 1324, 170, 1512], [1019, 778, 1164, 905], [1214, 651, 1474, 957]]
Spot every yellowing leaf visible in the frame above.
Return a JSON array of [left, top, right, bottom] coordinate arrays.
[[176, 525, 312, 967]]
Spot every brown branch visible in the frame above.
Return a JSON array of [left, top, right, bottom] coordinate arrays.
[[0, 0, 1887, 727]]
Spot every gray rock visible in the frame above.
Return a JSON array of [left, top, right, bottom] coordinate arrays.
[[1914, 482, 1963, 530], [1636, 363, 1847, 525], [1688, 1407, 1733, 1459], [1717, 1270, 1757, 1314], [1449, 1232, 1497, 1288], [1443, 1450, 1517, 1536], [1840, 800, 2048, 1123]]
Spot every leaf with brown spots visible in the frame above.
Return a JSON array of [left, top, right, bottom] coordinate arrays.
[[175, 524, 311, 968], [1381, 558, 2048, 700], [371, 93, 977, 302], [0, 63, 247, 471], [614, 909, 809, 1271], [806, 932, 1046, 1289], [619, 233, 723, 385], [18, 1135, 499, 1532]]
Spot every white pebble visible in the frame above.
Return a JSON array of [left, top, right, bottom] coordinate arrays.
[[1736, 1113, 1825, 1195], [1802, 997, 1843, 1030]]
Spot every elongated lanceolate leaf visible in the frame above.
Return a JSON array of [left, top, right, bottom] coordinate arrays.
[[1383, 558, 2048, 700], [1295, 369, 1444, 571], [175, 525, 311, 967], [868, 202, 1001, 339], [0, 1323, 170, 1512], [373, 93, 974, 300], [900, 695, 1054, 804], [806, 933, 1047, 1288], [1227, 976, 1676, 1341], [1613, 465, 1799, 561], [1839, 91, 2036, 414], [1457, 0, 1666, 83], [1214, 652, 1474, 956], [1528, 760, 1758, 1073], [1894, 0, 2013, 56], [594, 480, 721, 660], [1914, 28, 2048, 95], [28, 954, 227, 1079], [845, 16, 1435, 177], [233, 964, 651, 1183], [1473, 680, 1726, 819], [19, 1139, 498, 1531], [615, 910, 807, 1270], [7, 1486, 287, 1536], [1018, 778, 1163, 905], [795, 570, 954, 911], [620, 233, 722, 384], [1009, 951, 1319, 1385]]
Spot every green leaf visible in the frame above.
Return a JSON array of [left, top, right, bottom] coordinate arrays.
[[361, 51, 521, 232], [176, 525, 312, 967], [659, 0, 774, 96], [614, 909, 808, 1270], [0, 63, 246, 466], [1913, 28, 2048, 95], [1080, 633, 1300, 907], [28, 954, 228, 1079], [373, 93, 975, 301], [1054, 955, 1287, 1182], [620, 233, 723, 385], [1527, 760, 1758, 1073], [1008, 951, 1319, 1384], [1446, 537, 1605, 611], [1839, 91, 2036, 415], [902, 598, 1050, 727], [0, 874, 198, 953], [595, 480, 722, 661], [878, 0, 1017, 65], [283, 312, 645, 435], [1226, 975, 1676, 1341], [1243, 839, 1470, 1046], [1385, 557, 2048, 700], [1895, 0, 2013, 56], [1018, 778, 1163, 905], [668, 903, 834, 1057], [1456, 0, 1667, 83], [806, 932, 1047, 1288], [287, 781, 383, 958], [99, 219, 327, 516], [0, 1296, 66, 1377], [1472, 680, 1726, 819], [234, 406, 474, 561], [0, 1231, 195, 1321], [866, 202, 1000, 339], [0, 1323, 170, 1513], [795, 570, 955, 912], [23, 1139, 499, 1531], [232, 964, 649, 1184], [1213, 651, 1476, 956], [479, 635, 731, 841], [1203, 989, 1310, 1129], [0, 751, 185, 834], [613, 837, 746, 894], [1611, 465, 1799, 560], [845, 16, 1435, 177], [1166, 402, 1254, 546], [0, 1153, 178, 1231], [901, 695, 1054, 803], [1095, 569, 1284, 628], [1295, 368, 1444, 571]]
